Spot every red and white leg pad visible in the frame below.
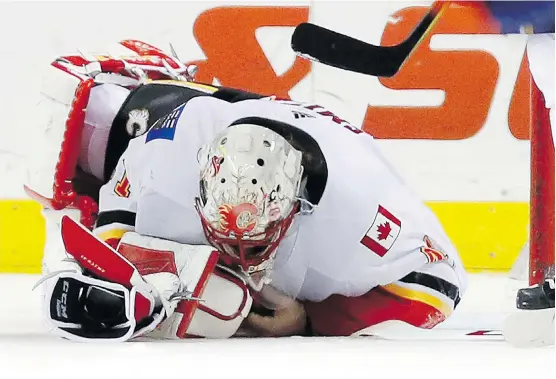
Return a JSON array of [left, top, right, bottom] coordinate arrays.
[[116, 233, 252, 339], [183, 266, 253, 339]]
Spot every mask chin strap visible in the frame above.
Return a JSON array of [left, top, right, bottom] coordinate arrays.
[[298, 197, 317, 215], [216, 263, 270, 293], [243, 255, 275, 292], [244, 271, 270, 292], [296, 176, 317, 215]]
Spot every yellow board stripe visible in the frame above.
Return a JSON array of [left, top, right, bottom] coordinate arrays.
[[425, 201, 529, 271], [382, 282, 453, 317], [0, 200, 529, 274], [0, 200, 45, 274]]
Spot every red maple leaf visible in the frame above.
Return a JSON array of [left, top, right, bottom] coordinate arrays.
[[377, 222, 391, 241]]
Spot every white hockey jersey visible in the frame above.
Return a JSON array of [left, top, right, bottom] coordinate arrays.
[[96, 88, 467, 315]]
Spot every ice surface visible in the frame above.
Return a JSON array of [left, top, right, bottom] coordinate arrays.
[[0, 273, 553, 379]]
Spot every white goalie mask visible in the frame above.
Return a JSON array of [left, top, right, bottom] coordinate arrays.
[[195, 120, 304, 280]]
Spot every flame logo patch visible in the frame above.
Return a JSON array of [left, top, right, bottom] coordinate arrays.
[[218, 203, 258, 235]]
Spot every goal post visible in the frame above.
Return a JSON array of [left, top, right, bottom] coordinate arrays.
[[529, 76, 555, 285]]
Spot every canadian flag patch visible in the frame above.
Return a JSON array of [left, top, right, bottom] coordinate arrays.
[[360, 205, 401, 257]]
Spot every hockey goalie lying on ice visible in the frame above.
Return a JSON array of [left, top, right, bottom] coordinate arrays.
[[27, 40, 467, 342]]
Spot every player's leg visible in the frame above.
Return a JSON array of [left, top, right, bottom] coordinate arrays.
[[303, 273, 460, 336]]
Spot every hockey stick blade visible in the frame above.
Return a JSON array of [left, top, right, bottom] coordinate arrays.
[[291, 23, 403, 77], [291, 3, 446, 77]]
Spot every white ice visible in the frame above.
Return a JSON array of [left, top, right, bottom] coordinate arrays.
[[0, 273, 554, 379]]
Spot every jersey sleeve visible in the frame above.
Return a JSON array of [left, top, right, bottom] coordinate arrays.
[[94, 150, 137, 248]]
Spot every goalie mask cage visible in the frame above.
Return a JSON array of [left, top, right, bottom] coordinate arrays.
[[529, 76, 555, 285]]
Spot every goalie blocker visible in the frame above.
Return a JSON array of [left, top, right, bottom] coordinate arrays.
[[39, 216, 252, 342]]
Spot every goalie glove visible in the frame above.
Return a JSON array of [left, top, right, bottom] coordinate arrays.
[[43, 269, 162, 342], [38, 216, 219, 342]]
